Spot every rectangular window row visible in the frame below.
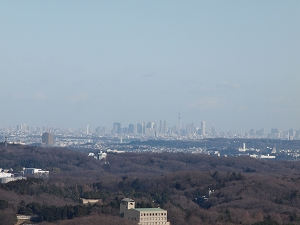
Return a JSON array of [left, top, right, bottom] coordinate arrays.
[[141, 213, 167, 216], [140, 217, 167, 221], [140, 222, 167, 225]]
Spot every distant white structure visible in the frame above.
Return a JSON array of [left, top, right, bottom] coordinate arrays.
[[0, 176, 26, 184], [17, 215, 32, 220], [0, 170, 26, 183], [23, 168, 49, 179], [208, 188, 214, 196], [88, 150, 107, 160], [250, 154, 258, 158], [0, 172, 12, 178], [239, 143, 247, 152], [81, 198, 100, 205], [250, 154, 276, 159], [271, 145, 277, 154], [120, 198, 170, 225], [88, 152, 95, 157], [259, 154, 276, 159], [107, 149, 125, 153]]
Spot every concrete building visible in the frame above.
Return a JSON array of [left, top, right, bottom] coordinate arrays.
[[42, 132, 54, 147], [23, 168, 49, 179], [120, 198, 170, 225], [0, 172, 12, 178], [0, 176, 26, 184], [0, 171, 26, 183]]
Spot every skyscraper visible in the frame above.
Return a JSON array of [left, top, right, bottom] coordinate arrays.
[[128, 124, 135, 134], [113, 122, 121, 134], [137, 123, 143, 134], [201, 121, 206, 135], [145, 121, 156, 136], [289, 129, 295, 138], [186, 123, 194, 135], [146, 121, 155, 129], [163, 120, 168, 134], [159, 120, 162, 134]]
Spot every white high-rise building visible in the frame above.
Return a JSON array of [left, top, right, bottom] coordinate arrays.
[[201, 121, 206, 135]]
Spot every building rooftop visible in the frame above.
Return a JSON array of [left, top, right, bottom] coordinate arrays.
[[121, 198, 134, 202], [134, 208, 166, 212]]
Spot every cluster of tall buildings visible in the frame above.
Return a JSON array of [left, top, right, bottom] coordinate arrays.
[[112, 121, 161, 136], [109, 120, 207, 136]]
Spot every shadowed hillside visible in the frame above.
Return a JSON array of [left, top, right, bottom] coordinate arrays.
[[1, 145, 300, 224]]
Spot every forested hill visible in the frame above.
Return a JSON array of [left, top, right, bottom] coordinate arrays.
[[1, 144, 300, 225], [1, 144, 299, 178]]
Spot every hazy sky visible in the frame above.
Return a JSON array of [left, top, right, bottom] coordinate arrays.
[[0, 1, 299, 132]]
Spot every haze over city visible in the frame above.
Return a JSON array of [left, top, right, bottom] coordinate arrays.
[[1, 1, 299, 132]]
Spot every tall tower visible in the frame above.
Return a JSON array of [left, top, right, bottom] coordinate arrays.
[[201, 121, 206, 135], [119, 198, 135, 217], [178, 111, 181, 129]]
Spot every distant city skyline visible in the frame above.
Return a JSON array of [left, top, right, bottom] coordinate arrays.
[[1, 118, 299, 136], [1, 1, 299, 131]]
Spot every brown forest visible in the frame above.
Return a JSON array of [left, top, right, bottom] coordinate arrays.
[[1, 144, 300, 225]]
